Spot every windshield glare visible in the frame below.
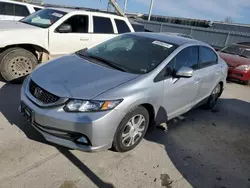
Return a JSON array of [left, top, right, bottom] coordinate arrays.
[[221, 44, 250, 58], [79, 34, 178, 74], [21, 9, 66, 28]]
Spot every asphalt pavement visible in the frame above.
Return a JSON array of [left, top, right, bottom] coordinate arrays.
[[0, 81, 249, 188]]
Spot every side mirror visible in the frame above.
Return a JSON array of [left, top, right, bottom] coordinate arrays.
[[175, 66, 194, 78], [57, 24, 72, 33]]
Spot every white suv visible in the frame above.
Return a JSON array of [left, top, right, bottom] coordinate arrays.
[[0, 0, 43, 21], [0, 7, 135, 82]]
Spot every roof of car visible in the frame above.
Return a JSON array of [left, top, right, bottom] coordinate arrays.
[[45, 7, 125, 19], [1, 0, 43, 8], [131, 32, 203, 46]]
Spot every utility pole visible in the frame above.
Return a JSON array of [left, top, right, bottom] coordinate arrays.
[[148, 0, 154, 21], [123, 0, 128, 14]]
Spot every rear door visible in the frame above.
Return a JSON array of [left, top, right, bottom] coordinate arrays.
[[194, 46, 221, 103], [49, 14, 91, 57], [90, 14, 117, 46], [160, 46, 201, 119]]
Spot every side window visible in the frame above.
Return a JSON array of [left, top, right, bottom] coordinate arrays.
[[115, 19, 130, 34], [0, 2, 15, 16], [199, 46, 218, 68], [154, 46, 198, 82], [34, 7, 42, 12], [58, 15, 89, 33], [14, 4, 30, 17], [93, 16, 114, 34], [166, 46, 199, 76]]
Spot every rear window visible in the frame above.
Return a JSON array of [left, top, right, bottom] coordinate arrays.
[[115, 19, 130, 34], [199, 46, 218, 68], [93, 16, 114, 34]]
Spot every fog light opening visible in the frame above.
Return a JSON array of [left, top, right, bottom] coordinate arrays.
[[76, 136, 89, 145]]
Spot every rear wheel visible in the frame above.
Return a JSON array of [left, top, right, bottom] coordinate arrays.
[[112, 106, 149, 152], [0, 48, 38, 83], [203, 83, 222, 109]]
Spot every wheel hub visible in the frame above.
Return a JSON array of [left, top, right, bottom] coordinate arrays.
[[9, 56, 32, 78], [121, 114, 146, 147]]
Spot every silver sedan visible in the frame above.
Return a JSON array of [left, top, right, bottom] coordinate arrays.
[[20, 32, 228, 152]]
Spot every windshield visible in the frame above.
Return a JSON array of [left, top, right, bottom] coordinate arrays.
[[77, 34, 178, 74], [221, 44, 250, 58], [21, 9, 66, 28]]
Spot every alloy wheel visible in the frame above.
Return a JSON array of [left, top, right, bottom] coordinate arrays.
[[121, 114, 146, 147], [209, 84, 221, 107]]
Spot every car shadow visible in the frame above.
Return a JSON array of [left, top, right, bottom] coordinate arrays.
[[1, 82, 249, 188], [0, 83, 114, 188], [145, 99, 250, 188]]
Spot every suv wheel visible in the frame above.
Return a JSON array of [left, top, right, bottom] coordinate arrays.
[[112, 106, 149, 152], [0, 47, 38, 83]]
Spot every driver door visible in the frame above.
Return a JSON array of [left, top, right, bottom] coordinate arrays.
[[49, 14, 91, 57], [161, 46, 201, 119]]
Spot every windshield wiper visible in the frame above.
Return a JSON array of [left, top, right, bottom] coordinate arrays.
[[87, 55, 128, 72]]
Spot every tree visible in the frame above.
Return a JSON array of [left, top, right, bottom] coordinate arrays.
[[224, 17, 233, 24]]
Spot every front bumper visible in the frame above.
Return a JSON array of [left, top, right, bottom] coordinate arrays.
[[20, 81, 126, 152], [227, 67, 250, 82]]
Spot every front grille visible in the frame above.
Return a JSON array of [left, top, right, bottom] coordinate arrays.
[[29, 80, 60, 104]]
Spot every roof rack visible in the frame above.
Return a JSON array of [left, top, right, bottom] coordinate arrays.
[[43, 0, 125, 17]]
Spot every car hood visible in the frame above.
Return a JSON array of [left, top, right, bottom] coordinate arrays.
[[218, 52, 250, 67], [30, 54, 140, 99], [0, 21, 39, 31]]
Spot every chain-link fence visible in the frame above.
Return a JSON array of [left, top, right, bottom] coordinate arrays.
[[137, 20, 250, 49]]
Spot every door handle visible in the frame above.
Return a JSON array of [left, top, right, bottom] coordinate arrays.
[[194, 77, 201, 84], [80, 38, 89, 41]]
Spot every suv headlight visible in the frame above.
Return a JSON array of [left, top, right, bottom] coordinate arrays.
[[235, 65, 250, 71], [64, 99, 122, 112]]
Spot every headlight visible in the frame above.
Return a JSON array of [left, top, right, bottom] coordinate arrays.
[[64, 99, 122, 112], [235, 65, 250, 71]]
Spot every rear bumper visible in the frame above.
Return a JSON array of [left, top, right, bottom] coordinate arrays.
[[227, 68, 250, 82]]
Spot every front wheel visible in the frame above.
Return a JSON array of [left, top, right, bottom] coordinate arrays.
[[243, 80, 250, 85], [0, 47, 38, 83], [203, 83, 222, 109], [112, 106, 149, 152]]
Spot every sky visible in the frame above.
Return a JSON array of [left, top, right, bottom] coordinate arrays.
[[44, 0, 250, 24]]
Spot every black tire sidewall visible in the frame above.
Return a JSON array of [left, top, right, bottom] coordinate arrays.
[[205, 83, 221, 109], [0, 48, 38, 82], [113, 106, 149, 152]]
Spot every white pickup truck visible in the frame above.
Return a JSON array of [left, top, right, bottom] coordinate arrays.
[[0, 7, 135, 82]]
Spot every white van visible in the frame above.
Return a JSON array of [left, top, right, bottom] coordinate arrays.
[[0, 0, 43, 21]]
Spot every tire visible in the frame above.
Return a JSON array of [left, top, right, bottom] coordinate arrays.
[[203, 83, 222, 109], [243, 80, 250, 85], [112, 106, 149, 152], [0, 47, 38, 83]]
